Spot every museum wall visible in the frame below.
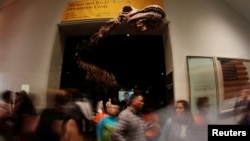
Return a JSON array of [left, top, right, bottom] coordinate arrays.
[[0, 0, 71, 108], [164, 0, 250, 102], [0, 0, 250, 116]]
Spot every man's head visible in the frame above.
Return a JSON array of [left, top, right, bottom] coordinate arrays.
[[175, 100, 190, 115], [123, 92, 129, 101], [1, 90, 12, 103], [240, 89, 250, 100], [128, 91, 144, 111], [196, 96, 209, 114], [106, 104, 120, 116]]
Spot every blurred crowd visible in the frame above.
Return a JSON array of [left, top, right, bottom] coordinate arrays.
[[0, 88, 249, 141]]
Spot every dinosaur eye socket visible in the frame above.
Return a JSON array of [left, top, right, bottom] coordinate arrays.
[[122, 6, 133, 12]]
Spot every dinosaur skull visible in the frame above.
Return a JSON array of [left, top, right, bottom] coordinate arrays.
[[119, 5, 166, 31]]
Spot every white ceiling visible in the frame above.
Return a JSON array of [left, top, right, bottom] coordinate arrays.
[[223, 0, 250, 22]]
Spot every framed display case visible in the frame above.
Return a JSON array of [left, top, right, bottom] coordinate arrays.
[[216, 57, 250, 114], [187, 56, 218, 120]]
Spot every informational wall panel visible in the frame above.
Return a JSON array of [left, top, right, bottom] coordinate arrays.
[[187, 56, 218, 121], [61, 0, 165, 22]]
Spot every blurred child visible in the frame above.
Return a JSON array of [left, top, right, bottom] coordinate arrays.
[[96, 104, 120, 141]]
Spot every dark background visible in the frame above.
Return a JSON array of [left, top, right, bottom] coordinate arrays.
[[60, 34, 168, 108]]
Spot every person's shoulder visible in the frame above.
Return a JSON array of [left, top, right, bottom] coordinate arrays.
[[118, 108, 127, 114], [101, 116, 116, 124], [0, 100, 7, 105], [101, 116, 111, 122], [121, 107, 130, 112], [194, 114, 204, 124], [247, 101, 250, 109], [65, 119, 78, 129], [235, 100, 242, 107], [0, 101, 9, 110], [238, 115, 250, 125], [0, 101, 4, 108], [119, 108, 132, 117]]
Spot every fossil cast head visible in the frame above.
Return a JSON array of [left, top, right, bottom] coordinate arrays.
[[75, 5, 166, 88]]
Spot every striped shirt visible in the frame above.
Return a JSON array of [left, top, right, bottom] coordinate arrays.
[[112, 107, 146, 141]]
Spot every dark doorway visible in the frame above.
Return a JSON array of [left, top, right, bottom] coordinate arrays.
[[60, 34, 167, 108]]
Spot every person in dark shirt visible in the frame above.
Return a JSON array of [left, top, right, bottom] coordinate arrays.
[[238, 101, 250, 125], [234, 89, 250, 115], [34, 88, 72, 141], [120, 92, 129, 110]]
